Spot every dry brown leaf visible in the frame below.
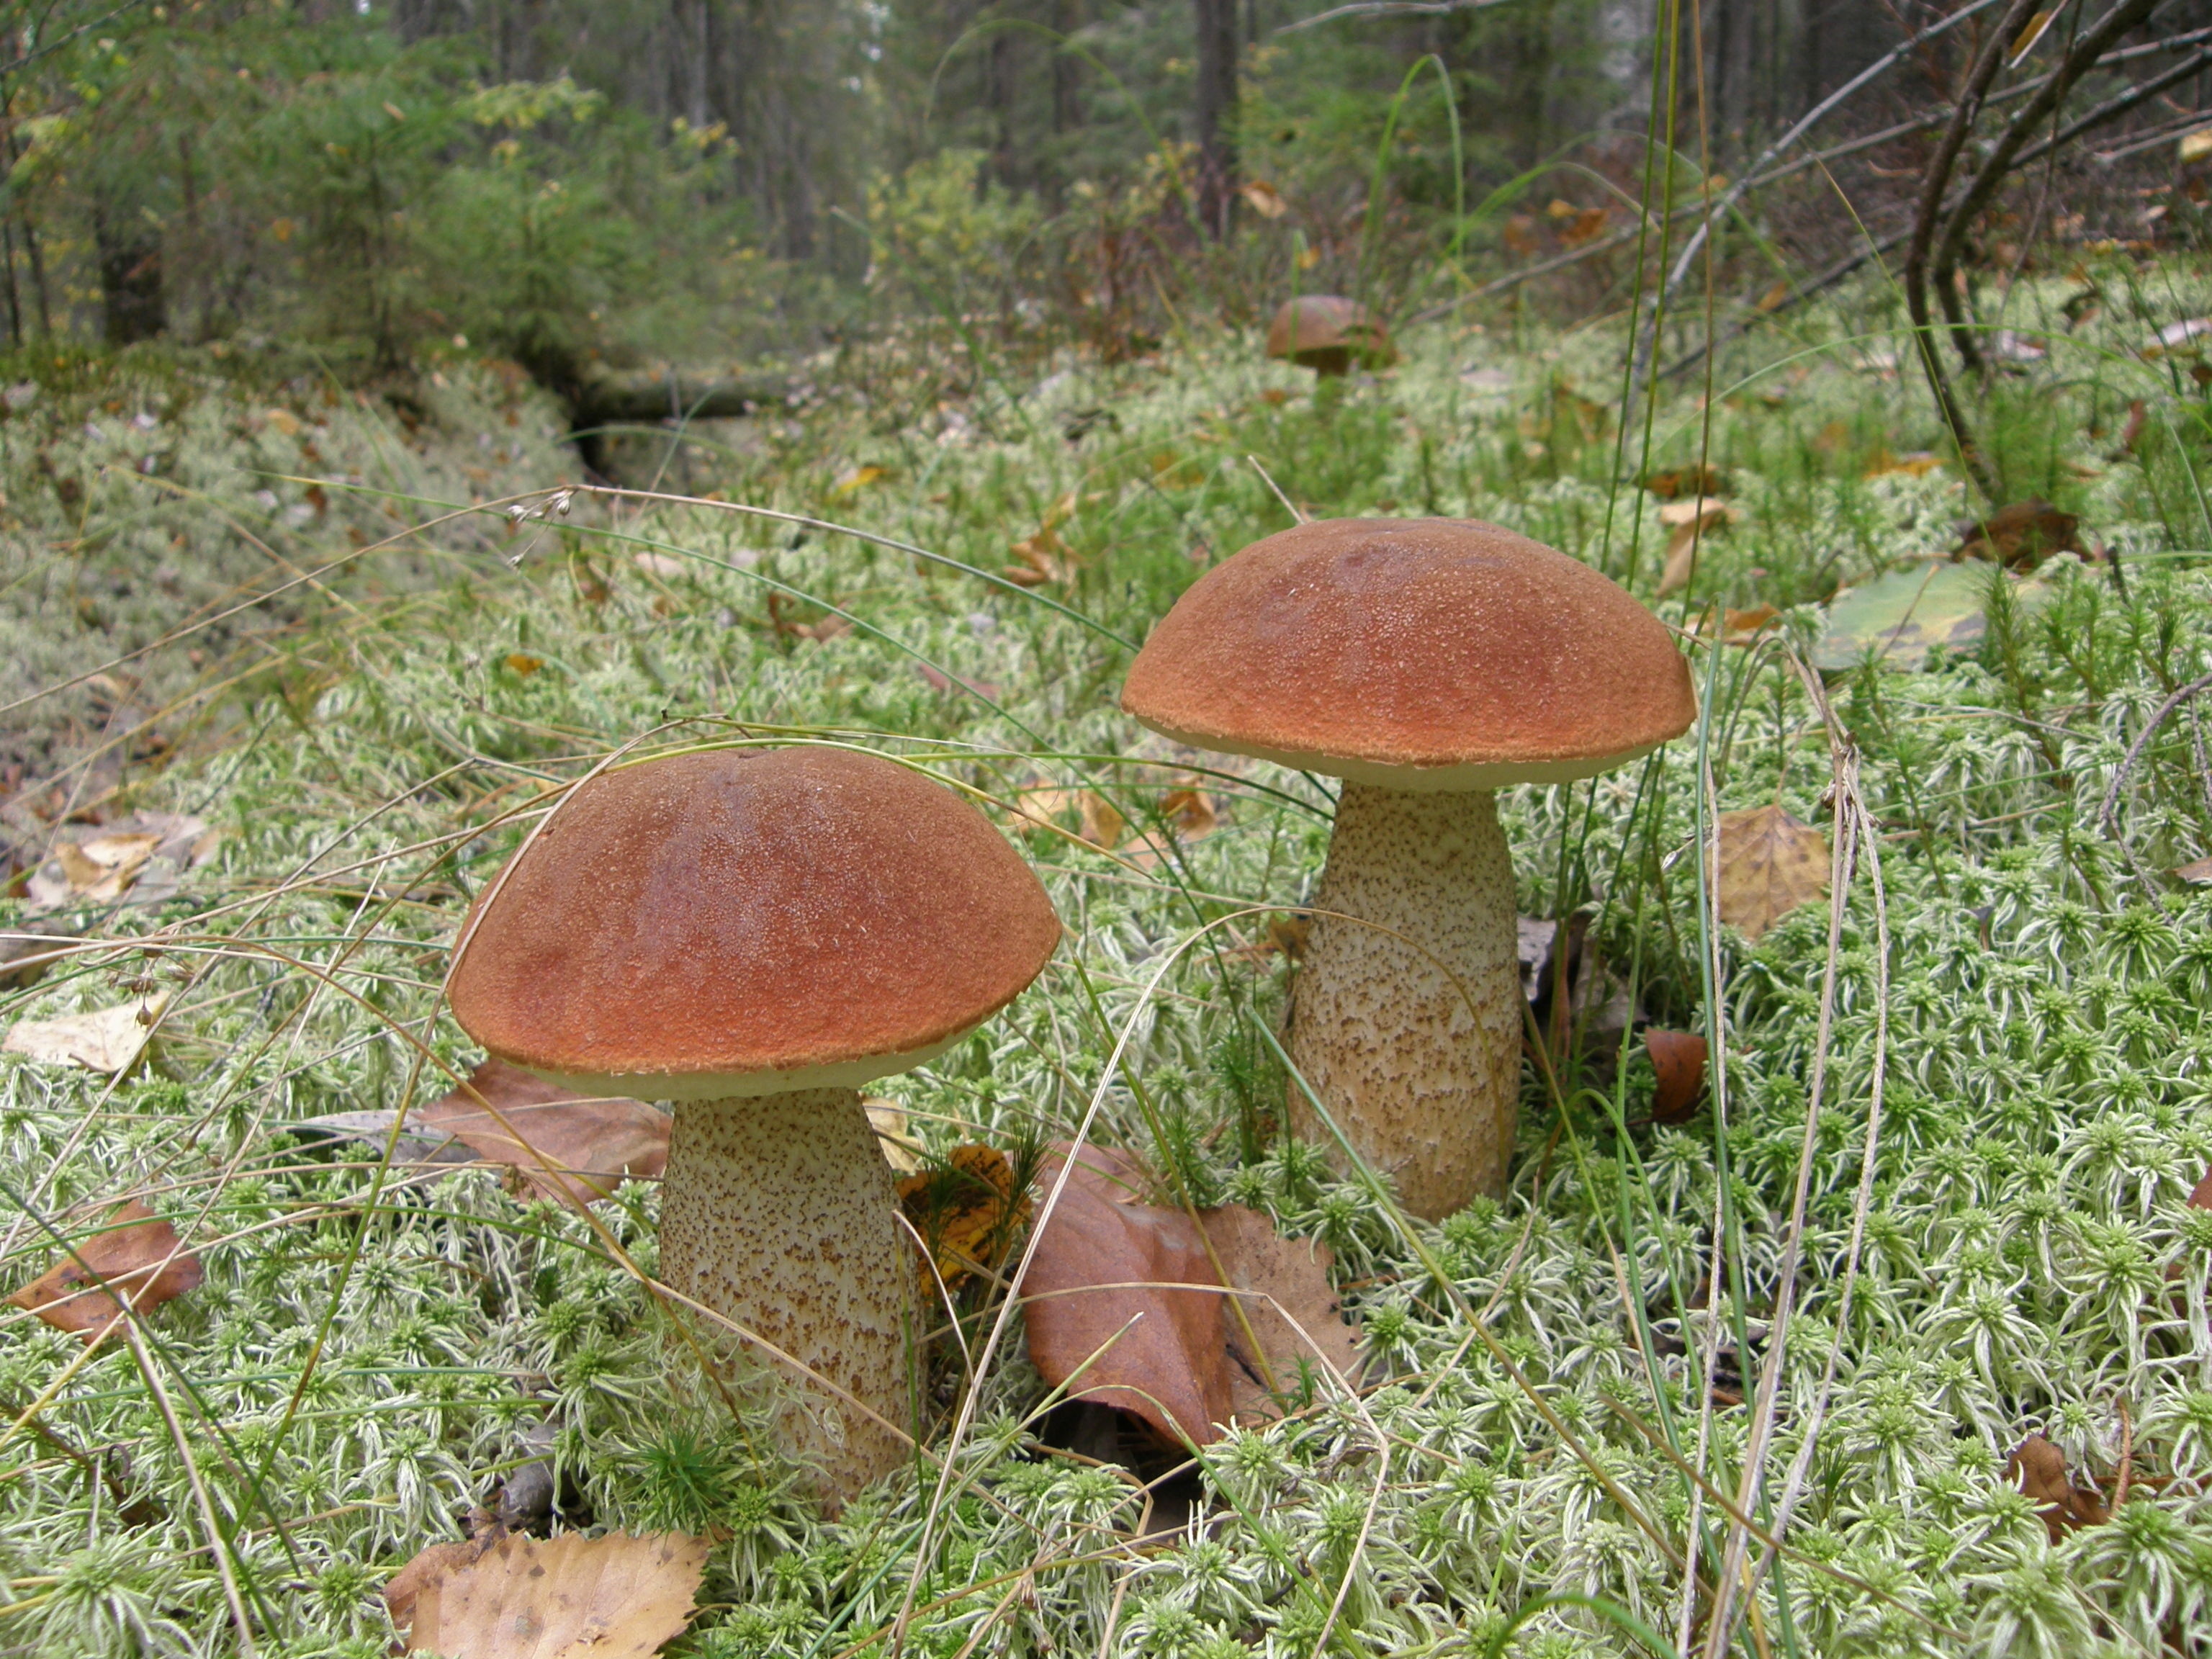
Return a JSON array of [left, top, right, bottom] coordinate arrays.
[[916, 662, 1002, 701], [418, 1059, 669, 1209], [1645, 1030, 1708, 1125], [865, 1099, 923, 1173], [1238, 179, 1287, 220], [1077, 792, 1126, 851], [1021, 1143, 1227, 1445], [1200, 1203, 1364, 1425], [1862, 449, 1945, 479], [1642, 463, 1727, 501], [1955, 500, 2084, 570], [9, 1200, 203, 1337], [1713, 806, 1829, 941], [834, 464, 888, 494], [1020, 1143, 1360, 1447], [1158, 787, 1219, 842], [899, 1143, 1029, 1296], [2175, 856, 2212, 884], [2008, 1433, 2108, 1544], [632, 552, 686, 579], [387, 1530, 709, 1658], [4, 992, 170, 1073], [1657, 498, 1740, 597]]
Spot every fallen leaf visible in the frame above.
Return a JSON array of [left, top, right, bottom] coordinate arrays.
[[1008, 522, 1075, 586], [1811, 560, 2059, 672], [1861, 449, 1945, 478], [916, 662, 1002, 701], [2183, 128, 2212, 165], [833, 464, 888, 494], [1202, 1203, 1364, 1422], [1077, 792, 1125, 851], [865, 1100, 923, 1173], [1657, 498, 1739, 597], [2008, 1433, 2108, 1544], [1642, 464, 1727, 500], [1692, 603, 1781, 647], [899, 1143, 1029, 1297], [503, 653, 543, 676], [793, 614, 851, 642], [1955, 500, 2083, 569], [2174, 857, 2212, 884], [1020, 1144, 1362, 1447], [1712, 806, 1829, 942], [1645, 1030, 1708, 1124], [1755, 279, 1793, 313], [4, 992, 171, 1073], [2149, 318, 2212, 356], [387, 1529, 709, 1658], [632, 552, 687, 578], [1021, 1143, 1226, 1444], [1556, 204, 1609, 247], [1239, 179, 1287, 219], [1157, 788, 1218, 842], [264, 407, 301, 437], [26, 815, 217, 914], [0, 920, 78, 989], [418, 1059, 670, 1208], [9, 1200, 203, 1337]]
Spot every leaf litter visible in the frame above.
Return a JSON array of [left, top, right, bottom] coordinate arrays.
[[383, 1529, 709, 1658], [1712, 804, 1830, 941], [9, 1200, 203, 1337], [1020, 1143, 1362, 1447]]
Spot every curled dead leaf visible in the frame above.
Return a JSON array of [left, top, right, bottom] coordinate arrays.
[[1077, 791, 1126, 851], [865, 1099, 924, 1173], [1712, 805, 1828, 942], [1954, 500, 2084, 570], [2008, 1432, 2109, 1544], [10, 1200, 203, 1337], [385, 1529, 709, 1658], [418, 1059, 669, 1209], [1020, 1143, 1362, 1447], [1645, 1030, 1708, 1124], [1239, 179, 1287, 220], [2173, 856, 2212, 884]]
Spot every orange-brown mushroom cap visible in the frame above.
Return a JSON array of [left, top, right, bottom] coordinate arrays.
[[448, 747, 1061, 1099], [1122, 518, 1696, 789]]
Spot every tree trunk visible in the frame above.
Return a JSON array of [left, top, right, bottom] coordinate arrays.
[[1193, 0, 1238, 237]]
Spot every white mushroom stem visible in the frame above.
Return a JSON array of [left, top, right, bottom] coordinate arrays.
[[658, 1087, 911, 1503], [1287, 784, 1523, 1220]]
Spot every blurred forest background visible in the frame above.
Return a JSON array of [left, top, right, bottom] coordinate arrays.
[[5, 0, 2212, 424]]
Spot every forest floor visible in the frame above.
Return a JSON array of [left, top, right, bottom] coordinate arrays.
[[2, 272, 2212, 1658]]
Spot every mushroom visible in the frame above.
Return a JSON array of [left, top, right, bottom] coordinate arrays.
[[1121, 518, 1694, 1219], [447, 746, 1060, 1501], [1265, 296, 1393, 378]]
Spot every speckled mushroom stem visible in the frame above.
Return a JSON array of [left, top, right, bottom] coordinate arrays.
[[659, 1087, 911, 1504], [1286, 784, 1523, 1220]]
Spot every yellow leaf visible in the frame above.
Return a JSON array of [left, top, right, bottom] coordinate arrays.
[[2183, 129, 2212, 165], [1712, 806, 1828, 941], [264, 408, 300, 436], [1240, 179, 1287, 220], [834, 464, 888, 494], [1078, 791, 1125, 850], [1295, 246, 1320, 271], [2009, 9, 2056, 62], [503, 653, 543, 675]]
